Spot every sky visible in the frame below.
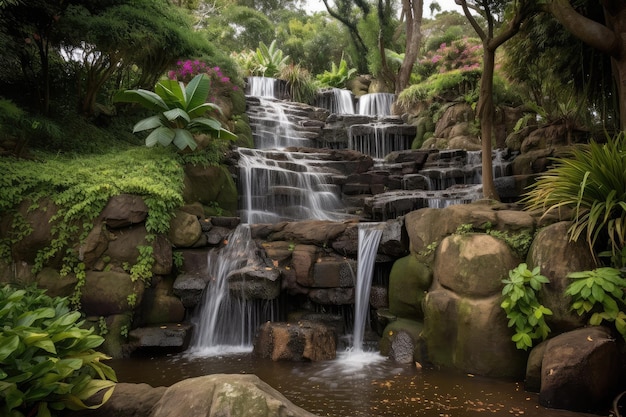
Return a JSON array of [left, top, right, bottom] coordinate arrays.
[[304, 0, 462, 14]]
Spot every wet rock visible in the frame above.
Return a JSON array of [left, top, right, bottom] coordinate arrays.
[[138, 277, 186, 326], [379, 318, 424, 364], [172, 274, 206, 308], [308, 256, 356, 288], [228, 266, 281, 300], [308, 287, 354, 305], [539, 326, 620, 412], [129, 323, 192, 351], [254, 321, 337, 361], [101, 194, 148, 228]]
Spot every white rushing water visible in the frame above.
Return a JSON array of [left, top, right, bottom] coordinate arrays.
[[188, 225, 279, 356], [351, 222, 384, 353], [357, 93, 395, 116]]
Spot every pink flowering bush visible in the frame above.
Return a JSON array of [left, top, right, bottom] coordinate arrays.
[[418, 37, 482, 80], [168, 60, 239, 102]]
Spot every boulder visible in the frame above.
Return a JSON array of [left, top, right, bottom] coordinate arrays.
[[182, 164, 239, 215], [151, 374, 319, 417], [101, 194, 148, 228], [539, 326, 620, 412], [527, 221, 595, 333], [104, 225, 172, 276], [80, 270, 145, 317], [172, 273, 207, 308], [168, 209, 202, 248], [10, 197, 58, 264], [228, 266, 281, 300], [308, 288, 354, 305], [309, 257, 356, 288], [422, 288, 527, 378], [36, 267, 77, 298], [138, 277, 186, 326], [434, 234, 520, 298], [129, 323, 193, 352], [254, 321, 336, 361], [379, 318, 424, 364], [388, 254, 431, 319], [268, 220, 350, 245], [68, 382, 166, 417]]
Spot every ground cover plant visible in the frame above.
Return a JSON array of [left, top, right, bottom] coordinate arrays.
[[0, 285, 116, 417]]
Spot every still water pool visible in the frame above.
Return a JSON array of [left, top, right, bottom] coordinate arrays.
[[109, 349, 606, 417]]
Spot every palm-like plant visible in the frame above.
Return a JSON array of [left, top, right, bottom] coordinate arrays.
[[523, 134, 626, 264], [316, 57, 357, 89], [114, 74, 236, 151], [253, 40, 290, 78]]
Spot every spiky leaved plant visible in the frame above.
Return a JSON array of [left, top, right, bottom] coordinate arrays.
[[523, 134, 626, 265]]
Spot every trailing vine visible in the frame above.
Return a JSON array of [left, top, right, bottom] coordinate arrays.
[[0, 146, 186, 299]]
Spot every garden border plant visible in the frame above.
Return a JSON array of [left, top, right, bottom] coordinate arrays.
[[0, 285, 117, 417]]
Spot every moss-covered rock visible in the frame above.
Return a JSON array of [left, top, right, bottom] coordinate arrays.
[[388, 254, 432, 319]]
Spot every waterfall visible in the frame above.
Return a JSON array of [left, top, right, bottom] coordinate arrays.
[[357, 93, 395, 116], [247, 76, 278, 98], [333, 88, 355, 114], [238, 148, 343, 223], [188, 225, 279, 355], [351, 222, 384, 352]]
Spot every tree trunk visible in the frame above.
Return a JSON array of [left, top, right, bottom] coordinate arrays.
[[548, 0, 626, 130], [477, 46, 498, 200], [396, 0, 423, 94]]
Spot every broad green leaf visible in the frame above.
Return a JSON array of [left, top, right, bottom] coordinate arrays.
[[589, 312, 603, 326], [0, 335, 19, 362], [133, 116, 163, 133], [113, 89, 168, 113], [16, 307, 55, 327], [172, 129, 197, 151], [163, 108, 190, 124], [145, 127, 175, 148], [185, 74, 211, 113]]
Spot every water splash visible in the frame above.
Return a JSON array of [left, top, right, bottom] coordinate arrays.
[[188, 225, 279, 356]]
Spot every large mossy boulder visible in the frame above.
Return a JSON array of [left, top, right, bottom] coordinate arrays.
[[421, 232, 525, 377], [80, 270, 145, 317], [527, 221, 595, 333], [388, 254, 431, 319], [182, 164, 238, 215]]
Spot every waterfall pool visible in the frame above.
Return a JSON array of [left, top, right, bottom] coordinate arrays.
[[108, 352, 603, 417]]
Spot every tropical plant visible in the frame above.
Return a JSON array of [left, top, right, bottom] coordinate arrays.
[[523, 134, 626, 263], [114, 74, 237, 151], [316, 57, 357, 89], [566, 267, 626, 339], [0, 285, 117, 417], [167, 60, 240, 101], [501, 263, 552, 350], [252, 40, 290, 78], [279, 64, 317, 104]]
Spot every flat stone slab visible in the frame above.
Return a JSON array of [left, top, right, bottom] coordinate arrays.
[[129, 323, 193, 350]]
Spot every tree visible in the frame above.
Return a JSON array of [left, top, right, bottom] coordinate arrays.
[[395, 0, 424, 93], [545, 0, 626, 131], [456, 0, 531, 199], [322, 0, 371, 73]]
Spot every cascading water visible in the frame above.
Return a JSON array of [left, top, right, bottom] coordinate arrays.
[[351, 222, 384, 353], [239, 148, 343, 223], [357, 93, 395, 116], [188, 225, 279, 355]]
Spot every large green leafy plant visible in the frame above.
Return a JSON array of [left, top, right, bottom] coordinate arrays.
[[114, 74, 236, 152], [523, 134, 626, 265], [0, 285, 116, 417], [501, 263, 552, 350], [566, 267, 626, 339], [316, 57, 357, 89]]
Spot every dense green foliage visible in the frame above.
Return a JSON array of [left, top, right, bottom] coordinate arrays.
[[0, 285, 116, 417], [316, 57, 357, 89], [565, 267, 626, 339], [501, 263, 552, 350], [523, 135, 626, 264]]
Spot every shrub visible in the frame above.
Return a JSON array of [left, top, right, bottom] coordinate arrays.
[[501, 263, 552, 350], [279, 64, 317, 104], [566, 267, 626, 339], [523, 134, 626, 265], [0, 285, 116, 417]]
